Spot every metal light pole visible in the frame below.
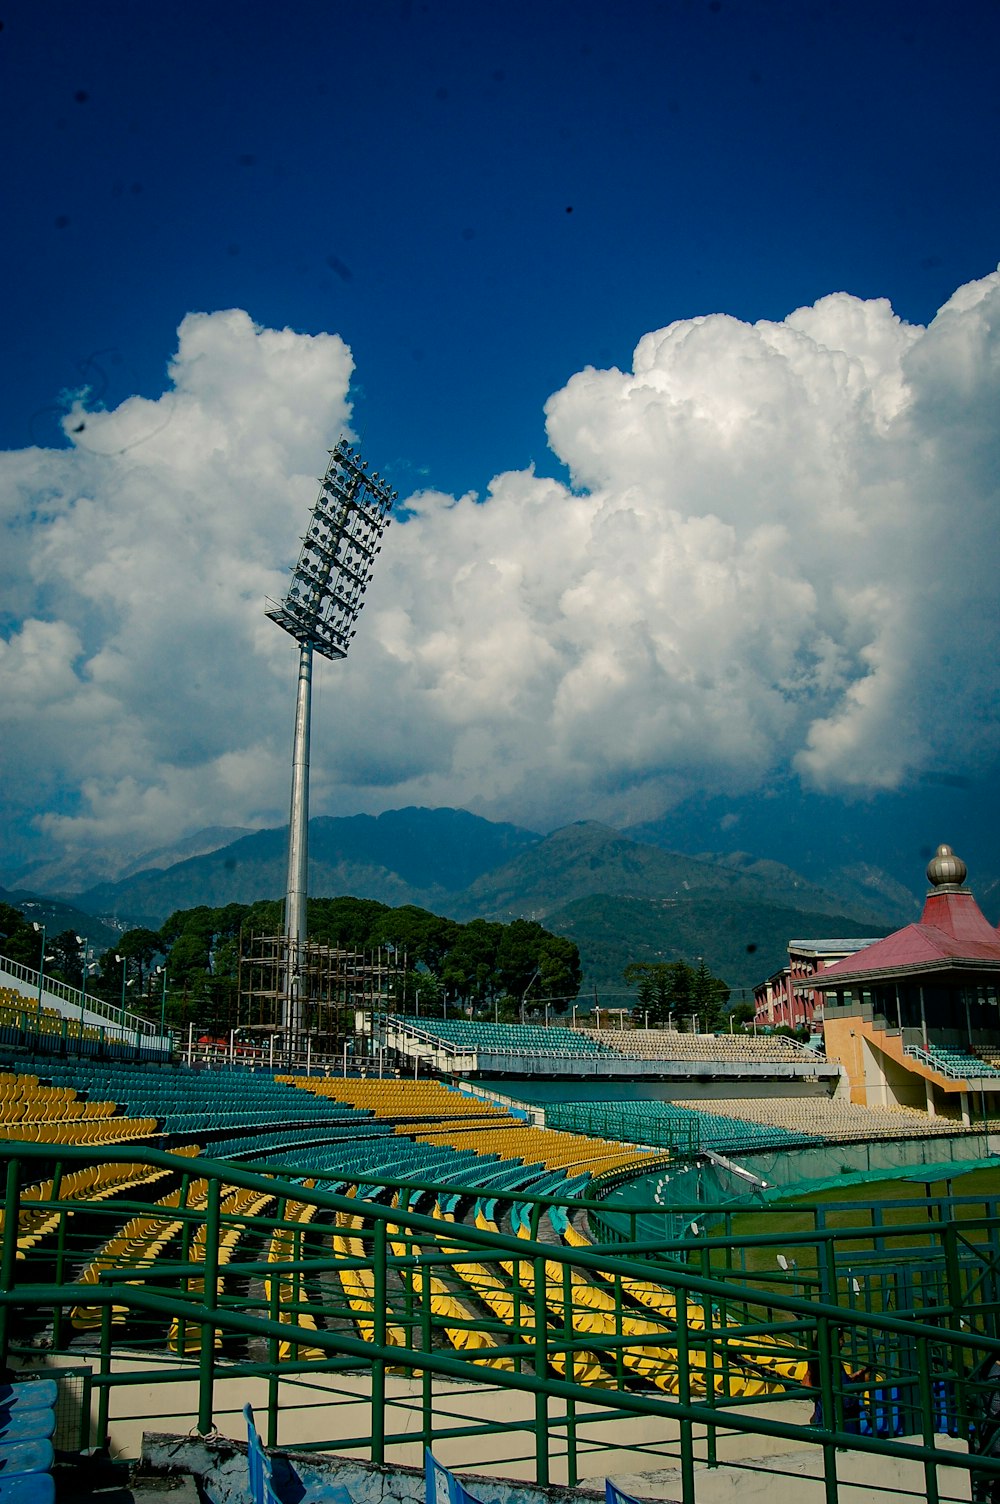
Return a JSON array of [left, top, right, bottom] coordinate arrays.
[[76, 934, 88, 1033], [267, 439, 395, 1059], [520, 968, 540, 1025], [156, 965, 168, 1038], [32, 922, 46, 1005]]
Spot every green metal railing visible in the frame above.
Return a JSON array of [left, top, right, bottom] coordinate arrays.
[[2, 1138, 1000, 1503]]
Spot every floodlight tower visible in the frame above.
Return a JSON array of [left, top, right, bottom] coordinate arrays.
[[266, 439, 396, 1052]]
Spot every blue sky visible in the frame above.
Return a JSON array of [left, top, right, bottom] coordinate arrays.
[[1, 0, 999, 896]]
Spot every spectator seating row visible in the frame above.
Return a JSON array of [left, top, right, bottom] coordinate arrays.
[[921, 1046, 1000, 1080], [204, 1120, 398, 1163], [583, 1028, 810, 1062], [34, 1061, 376, 1136], [281, 1076, 661, 1181], [0, 1376, 59, 1504], [0, 987, 115, 1050], [0, 1060, 854, 1406], [546, 1099, 817, 1155], [274, 1076, 502, 1119], [671, 1094, 974, 1141], [2, 1154, 194, 1260], [0, 1071, 157, 1144], [388, 1017, 609, 1056], [386, 1016, 816, 1066]]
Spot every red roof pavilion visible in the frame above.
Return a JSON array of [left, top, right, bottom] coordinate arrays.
[[817, 844, 1000, 985]]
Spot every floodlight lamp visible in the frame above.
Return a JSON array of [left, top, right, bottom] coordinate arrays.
[[267, 439, 394, 663]]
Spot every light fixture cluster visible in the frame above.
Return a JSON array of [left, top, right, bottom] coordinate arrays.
[[266, 438, 396, 661]]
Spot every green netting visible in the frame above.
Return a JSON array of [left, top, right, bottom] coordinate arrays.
[[720, 1135, 996, 1203], [592, 1133, 997, 1245]]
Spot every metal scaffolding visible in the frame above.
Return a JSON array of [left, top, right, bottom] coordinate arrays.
[[237, 932, 405, 1060]]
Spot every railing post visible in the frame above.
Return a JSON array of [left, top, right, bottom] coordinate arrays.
[[702, 1246, 718, 1469], [52, 1159, 67, 1349], [197, 1177, 221, 1435], [675, 1285, 696, 1503], [0, 1155, 21, 1366], [817, 1318, 838, 1504], [941, 1218, 968, 1440], [917, 1337, 940, 1504], [267, 1226, 280, 1450], [98, 1301, 113, 1446], [563, 1257, 577, 1487], [420, 1237, 433, 1455], [533, 1254, 549, 1487], [372, 1219, 387, 1465]]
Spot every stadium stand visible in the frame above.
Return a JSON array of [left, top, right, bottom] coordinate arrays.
[[545, 1098, 822, 1154], [583, 1027, 811, 1062], [0, 1070, 157, 1144], [30, 1060, 382, 1138], [278, 1076, 664, 1181], [0, 987, 128, 1056], [909, 1044, 1000, 1079], [387, 1017, 609, 1055], [670, 1093, 974, 1140]]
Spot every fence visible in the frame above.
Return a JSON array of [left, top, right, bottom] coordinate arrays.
[[3, 1140, 1000, 1503]]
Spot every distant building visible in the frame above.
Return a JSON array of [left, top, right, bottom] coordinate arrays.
[[814, 844, 1000, 1122], [753, 938, 879, 1032]]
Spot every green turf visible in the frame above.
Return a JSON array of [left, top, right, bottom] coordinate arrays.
[[703, 1164, 1000, 1314]]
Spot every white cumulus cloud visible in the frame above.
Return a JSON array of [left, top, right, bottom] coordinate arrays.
[[2, 273, 999, 872]]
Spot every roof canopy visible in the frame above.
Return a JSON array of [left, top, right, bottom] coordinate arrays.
[[814, 844, 1000, 988]]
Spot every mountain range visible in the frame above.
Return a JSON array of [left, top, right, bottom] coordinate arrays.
[[2, 806, 928, 994]]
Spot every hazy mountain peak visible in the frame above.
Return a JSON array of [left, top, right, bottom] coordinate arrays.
[[119, 827, 256, 878]]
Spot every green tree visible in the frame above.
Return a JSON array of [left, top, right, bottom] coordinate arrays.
[[442, 919, 504, 1008], [368, 906, 458, 971], [536, 933, 582, 1013], [392, 969, 443, 1017], [624, 958, 729, 1030], [496, 920, 581, 1014], [48, 930, 84, 989], [243, 899, 283, 936], [163, 928, 212, 988], [118, 927, 163, 997], [623, 962, 683, 1026], [309, 897, 389, 950], [665, 960, 693, 1020], [691, 958, 730, 1033], [497, 993, 520, 1023], [0, 905, 40, 968]]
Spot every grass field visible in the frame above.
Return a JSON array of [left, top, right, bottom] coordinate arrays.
[[702, 1164, 1000, 1325]]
